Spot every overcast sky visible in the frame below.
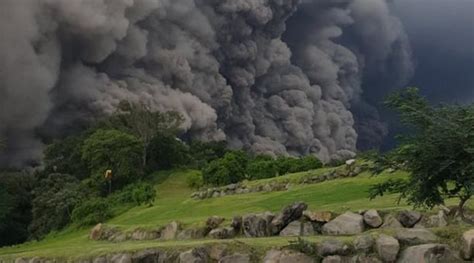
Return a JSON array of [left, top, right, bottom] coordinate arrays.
[[392, 0, 474, 103]]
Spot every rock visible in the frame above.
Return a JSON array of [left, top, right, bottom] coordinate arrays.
[[242, 212, 274, 237], [161, 221, 181, 240], [302, 222, 315, 236], [93, 257, 107, 263], [461, 229, 474, 259], [376, 234, 399, 262], [322, 212, 365, 235], [322, 256, 345, 263], [395, 229, 438, 246], [279, 221, 302, 236], [381, 215, 403, 229], [263, 249, 316, 263], [218, 254, 250, 263], [352, 255, 383, 263], [177, 228, 208, 240], [363, 210, 383, 228], [179, 248, 208, 263], [110, 254, 132, 263], [206, 216, 225, 230], [132, 249, 162, 262], [353, 235, 375, 254], [14, 259, 28, 263], [346, 159, 356, 166], [397, 244, 462, 263], [270, 202, 308, 235], [89, 223, 120, 241], [318, 239, 351, 257], [231, 216, 242, 232], [397, 211, 422, 228], [209, 244, 228, 261], [427, 211, 448, 227], [208, 227, 236, 239], [304, 211, 333, 223], [130, 228, 160, 241]]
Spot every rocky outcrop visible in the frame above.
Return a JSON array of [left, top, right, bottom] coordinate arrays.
[[208, 227, 236, 239], [397, 211, 422, 228], [179, 248, 208, 263], [322, 212, 365, 235], [242, 212, 274, 237], [395, 229, 438, 246], [304, 211, 333, 223], [318, 240, 351, 257], [363, 210, 383, 228], [206, 216, 225, 230], [381, 215, 403, 229], [218, 254, 250, 263], [397, 244, 462, 263], [376, 234, 399, 262], [270, 202, 308, 235], [354, 235, 375, 254], [162, 221, 181, 240]]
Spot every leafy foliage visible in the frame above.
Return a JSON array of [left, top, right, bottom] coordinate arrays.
[[81, 129, 144, 192], [247, 158, 278, 180], [276, 156, 323, 175], [0, 172, 34, 246], [71, 198, 112, 227], [113, 182, 156, 206], [146, 133, 190, 171], [43, 135, 89, 179], [202, 151, 249, 186], [29, 174, 83, 240], [188, 140, 229, 168], [370, 88, 474, 222], [186, 172, 204, 189]]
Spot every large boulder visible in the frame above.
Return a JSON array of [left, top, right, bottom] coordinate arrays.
[[353, 235, 375, 254], [131, 249, 163, 263], [89, 223, 121, 241], [130, 228, 160, 241], [376, 234, 399, 263], [177, 227, 208, 240], [381, 215, 403, 229], [270, 202, 308, 235], [161, 221, 181, 240], [461, 229, 474, 260], [279, 221, 302, 236], [318, 240, 351, 257], [397, 211, 422, 228], [242, 212, 274, 237], [218, 254, 250, 263], [427, 211, 448, 228], [231, 216, 242, 232], [110, 254, 132, 263], [322, 212, 365, 235], [395, 229, 437, 246], [179, 248, 208, 263], [363, 210, 383, 228], [209, 244, 228, 261], [206, 216, 225, 230], [304, 211, 333, 223], [263, 249, 316, 263], [397, 244, 462, 263], [208, 227, 236, 239]]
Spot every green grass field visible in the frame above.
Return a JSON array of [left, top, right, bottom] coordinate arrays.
[[0, 167, 459, 260]]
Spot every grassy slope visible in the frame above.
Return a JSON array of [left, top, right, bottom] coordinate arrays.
[[0, 168, 419, 260]]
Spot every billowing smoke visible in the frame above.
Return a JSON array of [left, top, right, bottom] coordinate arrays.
[[0, 0, 412, 167]]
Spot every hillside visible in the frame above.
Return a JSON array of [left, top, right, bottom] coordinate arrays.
[[0, 167, 413, 260]]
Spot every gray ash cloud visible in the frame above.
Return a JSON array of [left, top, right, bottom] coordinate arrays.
[[0, 0, 412, 167]]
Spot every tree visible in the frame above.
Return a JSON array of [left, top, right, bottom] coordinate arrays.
[[81, 129, 144, 192], [369, 87, 474, 223], [29, 173, 82, 240], [146, 133, 190, 172], [43, 135, 89, 179], [108, 101, 184, 167], [0, 172, 34, 246]]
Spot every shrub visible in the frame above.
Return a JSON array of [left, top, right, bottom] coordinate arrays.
[[276, 156, 323, 175], [186, 172, 204, 189], [202, 151, 249, 186], [113, 182, 156, 206], [188, 140, 229, 168], [247, 159, 278, 180], [71, 198, 112, 227]]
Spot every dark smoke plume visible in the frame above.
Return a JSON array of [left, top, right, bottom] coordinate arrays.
[[0, 0, 412, 167]]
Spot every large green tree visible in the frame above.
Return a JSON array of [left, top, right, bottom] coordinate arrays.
[[370, 88, 474, 223], [81, 129, 144, 192], [107, 101, 184, 167]]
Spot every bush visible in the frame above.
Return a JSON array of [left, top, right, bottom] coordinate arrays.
[[188, 140, 229, 168], [186, 172, 204, 189], [276, 156, 323, 175], [113, 182, 156, 206], [202, 151, 249, 186], [247, 159, 278, 180], [71, 198, 112, 227]]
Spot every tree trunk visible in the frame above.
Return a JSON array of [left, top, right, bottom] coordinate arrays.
[[458, 196, 474, 224]]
